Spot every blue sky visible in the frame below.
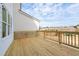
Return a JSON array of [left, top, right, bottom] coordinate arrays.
[[21, 3, 79, 27]]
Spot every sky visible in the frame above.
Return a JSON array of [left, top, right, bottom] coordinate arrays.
[[21, 3, 79, 27]]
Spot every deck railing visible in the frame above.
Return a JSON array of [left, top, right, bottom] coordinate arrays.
[[38, 30, 79, 49]]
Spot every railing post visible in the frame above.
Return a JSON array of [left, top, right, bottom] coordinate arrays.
[[58, 32, 62, 44]]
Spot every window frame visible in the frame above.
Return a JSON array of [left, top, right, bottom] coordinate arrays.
[[0, 4, 12, 39]]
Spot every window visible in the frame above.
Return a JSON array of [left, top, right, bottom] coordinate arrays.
[[8, 14, 11, 35], [0, 21, 1, 38], [0, 4, 2, 20], [0, 4, 12, 38], [2, 22, 6, 37], [0, 4, 2, 38], [2, 6, 7, 37]]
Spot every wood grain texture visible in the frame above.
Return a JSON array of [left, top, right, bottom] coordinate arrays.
[[5, 32, 79, 56]]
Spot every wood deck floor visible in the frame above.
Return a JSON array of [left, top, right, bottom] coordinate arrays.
[[5, 36, 79, 56]]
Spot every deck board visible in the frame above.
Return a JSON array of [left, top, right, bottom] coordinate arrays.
[[5, 36, 79, 56]]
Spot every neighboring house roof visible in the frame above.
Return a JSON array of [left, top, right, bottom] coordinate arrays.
[[18, 9, 40, 22]]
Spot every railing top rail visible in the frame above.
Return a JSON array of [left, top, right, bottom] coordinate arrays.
[[38, 30, 79, 34]]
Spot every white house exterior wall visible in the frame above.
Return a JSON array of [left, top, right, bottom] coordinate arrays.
[[0, 3, 14, 56], [13, 3, 39, 31]]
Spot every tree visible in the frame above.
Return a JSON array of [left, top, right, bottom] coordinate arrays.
[[74, 26, 77, 29]]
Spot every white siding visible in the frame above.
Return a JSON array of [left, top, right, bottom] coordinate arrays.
[[13, 3, 39, 31]]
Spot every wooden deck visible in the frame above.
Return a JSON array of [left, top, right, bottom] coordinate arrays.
[[5, 34, 79, 56]]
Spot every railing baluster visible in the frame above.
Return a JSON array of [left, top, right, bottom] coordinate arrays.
[[78, 34, 79, 47], [71, 34, 73, 46], [39, 28, 79, 49], [61, 33, 62, 43], [68, 34, 70, 45], [62, 33, 64, 43], [74, 34, 76, 46], [65, 34, 67, 44]]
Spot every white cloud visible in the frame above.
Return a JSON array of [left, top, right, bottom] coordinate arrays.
[[22, 3, 79, 27], [66, 4, 79, 16]]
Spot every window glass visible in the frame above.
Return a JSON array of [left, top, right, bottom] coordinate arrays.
[[0, 4, 2, 21], [0, 22, 2, 38], [0, 10, 1, 20], [8, 14, 10, 24], [8, 14, 12, 35], [2, 7, 6, 22], [8, 25, 10, 35], [0, 4, 2, 39], [2, 23, 6, 37]]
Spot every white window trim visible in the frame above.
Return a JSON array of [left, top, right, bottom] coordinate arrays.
[[0, 4, 12, 39]]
